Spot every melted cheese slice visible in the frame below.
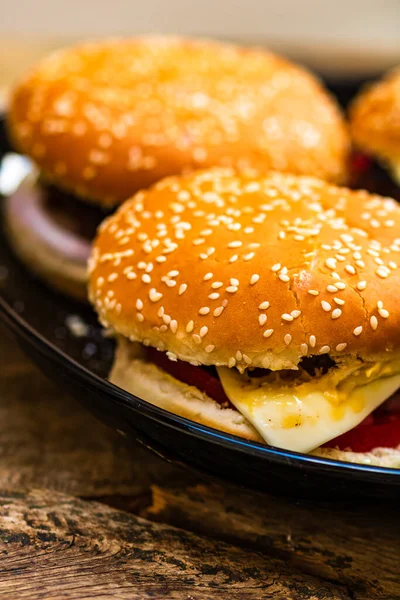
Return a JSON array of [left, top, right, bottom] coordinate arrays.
[[217, 365, 400, 453]]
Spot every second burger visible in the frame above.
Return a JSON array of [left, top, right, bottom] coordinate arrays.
[[5, 36, 349, 299]]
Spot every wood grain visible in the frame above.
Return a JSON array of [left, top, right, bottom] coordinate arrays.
[[146, 483, 400, 600], [0, 488, 351, 600], [0, 325, 183, 498]]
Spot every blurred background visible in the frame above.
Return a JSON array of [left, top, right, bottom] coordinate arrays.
[[0, 0, 399, 83]]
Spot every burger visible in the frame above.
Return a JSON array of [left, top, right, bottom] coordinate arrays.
[[349, 67, 400, 201], [5, 36, 349, 300], [88, 168, 400, 467]]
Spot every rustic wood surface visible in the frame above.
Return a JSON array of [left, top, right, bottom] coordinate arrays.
[[2, 319, 400, 599], [1, 38, 400, 600]]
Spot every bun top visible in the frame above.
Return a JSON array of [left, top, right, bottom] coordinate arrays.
[[8, 36, 349, 207], [88, 168, 400, 371], [350, 67, 400, 171]]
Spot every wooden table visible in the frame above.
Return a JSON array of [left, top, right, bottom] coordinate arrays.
[[1, 38, 399, 600], [1, 325, 400, 600]]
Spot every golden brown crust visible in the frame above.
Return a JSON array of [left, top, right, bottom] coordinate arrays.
[[8, 36, 349, 207], [349, 67, 400, 171], [88, 169, 400, 370]]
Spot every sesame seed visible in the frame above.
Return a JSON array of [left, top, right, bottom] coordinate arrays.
[[284, 334, 292, 346], [309, 335, 316, 348], [199, 307, 210, 315], [203, 273, 213, 281], [378, 308, 389, 319], [228, 241, 242, 248], [236, 351, 242, 361], [178, 284, 187, 295], [353, 326, 363, 336], [208, 292, 220, 300], [136, 299, 143, 310], [127, 271, 137, 280], [228, 357, 236, 368], [321, 301, 331, 312], [142, 274, 151, 283], [325, 258, 337, 270], [271, 263, 281, 272], [162, 314, 171, 325], [319, 345, 330, 354], [345, 265, 356, 275], [335, 282, 346, 290], [205, 345, 215, 353], [308, 289, 320, 296], [229, 255, 239, 263], [334, 298, 345, 306], [200, 326, 209, 337], [279, 274, 290, 282], [263, 329, 274, 338], [149, 289, 162, 302], [186, 320, 194, 333], [213, 306, 224, 317], [243, 252, 255, 261], [327, 285, 338, 293], [301, 343, 308, 355], [258, 301, 270, 310], [250, 274, 260, 285], [168, 270, 179, 277], [282, 313, 294, 322], [158, 306, 164, 317], [331, 308, 342, 319], [226, 286, 238, 293], [376, 267, 389, 278], [155, 256, 167, 263], [170, 320, 178, 333], [259, 314, 267, 326], [370, 316, 378, 331], [212, 282, 223, 289], [136, 313, 144, 323], [356, 281, 367, 291], [192, 334, 202, 344], [291, 310, 301, 318], [336, 343, 347, 352]]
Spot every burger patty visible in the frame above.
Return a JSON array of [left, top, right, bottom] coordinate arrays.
[[39, 182, 109, 239], [146, 347, 400, 452]]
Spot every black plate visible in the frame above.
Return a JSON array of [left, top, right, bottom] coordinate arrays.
[[0, 99, 399, 501]]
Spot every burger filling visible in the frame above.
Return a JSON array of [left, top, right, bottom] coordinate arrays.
[[145, 346, 400, 453], [350, 153, 400, 202]]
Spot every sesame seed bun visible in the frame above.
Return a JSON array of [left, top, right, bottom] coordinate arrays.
[[110, 338, 400, 468], [88, 168, 400, 371], [349, 67, 400, 185], [8, 36, 349, 207]]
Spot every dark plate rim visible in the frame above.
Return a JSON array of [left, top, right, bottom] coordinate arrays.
[[0, 113, 399, 482], [1, 293, 399, 479]]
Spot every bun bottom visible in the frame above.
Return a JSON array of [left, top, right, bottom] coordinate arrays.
[[110, 339, 400, 468], [4, 174, 91, 301], [110, 338, 261, 441]]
